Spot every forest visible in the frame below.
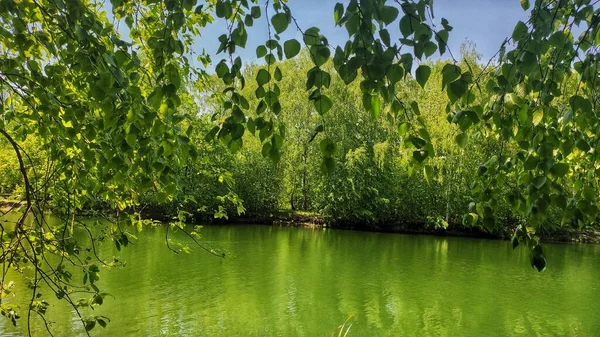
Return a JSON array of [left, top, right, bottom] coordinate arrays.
[[0, 46, 561, 232], [1, 0, 600, 335]]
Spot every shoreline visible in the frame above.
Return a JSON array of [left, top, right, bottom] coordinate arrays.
[[4, 201, 599, 244], [217, 212, 600, 244]]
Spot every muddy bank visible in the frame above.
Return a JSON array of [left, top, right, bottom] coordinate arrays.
[[217, 212, 325, 228]]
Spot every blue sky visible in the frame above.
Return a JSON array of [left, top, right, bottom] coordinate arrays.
[[196, 0, 529, 67]]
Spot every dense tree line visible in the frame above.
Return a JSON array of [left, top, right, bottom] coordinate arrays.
[[0, 47, 576, 234]]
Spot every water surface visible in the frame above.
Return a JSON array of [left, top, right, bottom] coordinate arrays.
[[2, 224, 600, 336]]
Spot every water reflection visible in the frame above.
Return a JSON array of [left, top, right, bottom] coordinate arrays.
[[2, 224, 600, 336]]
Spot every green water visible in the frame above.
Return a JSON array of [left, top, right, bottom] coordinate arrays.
[[2, 224, 600, 336]]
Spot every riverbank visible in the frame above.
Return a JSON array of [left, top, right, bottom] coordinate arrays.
[[220, 211, 600, 244], [138, 205, 600, 244], [4, 200, 599, 244]]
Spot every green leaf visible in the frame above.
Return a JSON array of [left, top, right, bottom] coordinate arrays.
[[256, 69, 270, 86], [85, 320, 96, 332], [97, 318, 107, 328], [532, 176, 546, 189], [245, 14, 254, 26], [284, 39, 301, 59], [523, 155, 539, 170], [303, 27, 322, 45], [571, 95, 592, 114], [386, 64, 405, 84], [258, 139, 271, 156], [183, 0, 196, 11], [399, 15, 413, 37], [436, 30, 448, 55], [232, 27, 247, 48], [520, 0, 530, 10], [532, 108, 543, 126], [398, 122, 409, 136], [409, 136, 427, 149], [412, 150, 428, 163], [582, 187, 596, 201], [380, 29, 391, 47], [338, 64, 357, 84], [410, 101, 420, 115], [125, 133, 136, 148], [271, 13, 290, 34], [381, 6, 399, 25], [550, 163, 569, 178], [463, 213, 479, 227], [577, 139, 591, 152], [334, 3, 344, 24], [441, 64, 461, 89], [448, 80, 468, 103], [345, 14, 360, 36], [256, 100, 267, 114], [251, 6, 261, 19], [310, 45, 330, 66], [215, 1, 232, 18], [549, 31, 566, 47], [215, 62, 228, 78], [455, 133, 467, 147], [320, 138, 337, 156], [553, 194, 567, 210], [205, 126, 219, 142], [314, 95, 333, 115], [517, 105, 529, 124], [512, 21, 528, 41], [531, 245, 546, 272], [520, 51, 537, 74], [232, 108, 245, 123], [415, 65, 431, 89], [423, 41, 437, 57], [274, 67, 282, 81], [271, 101, 281, 115], [423, 165, 433, 183], [256, 45, 267, 58], [321, 157, 335, 174], [363, 93, 381, 120]]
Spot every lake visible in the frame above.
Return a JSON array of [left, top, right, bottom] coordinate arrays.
[[2, 224, 600, 336]]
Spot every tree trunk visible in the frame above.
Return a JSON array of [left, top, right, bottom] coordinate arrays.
[[302, 145, 308, 210]]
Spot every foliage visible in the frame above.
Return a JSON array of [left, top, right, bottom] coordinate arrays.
[[0, 0, 599, 334]]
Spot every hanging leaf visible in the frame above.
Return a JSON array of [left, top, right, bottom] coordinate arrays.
[[256, 69, 271, 86], [271, 13, 290, 34], [284, 39, 301, 59], [363, 93, 381, 120], [512, 21, 528, 41], [380, 6, 399, 25], [415, 65, 431, 88], [441, 64, 461, 89], [314, 95, 333, 115], [334, 3, 344, 24], [256, 45, 267, 58]]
